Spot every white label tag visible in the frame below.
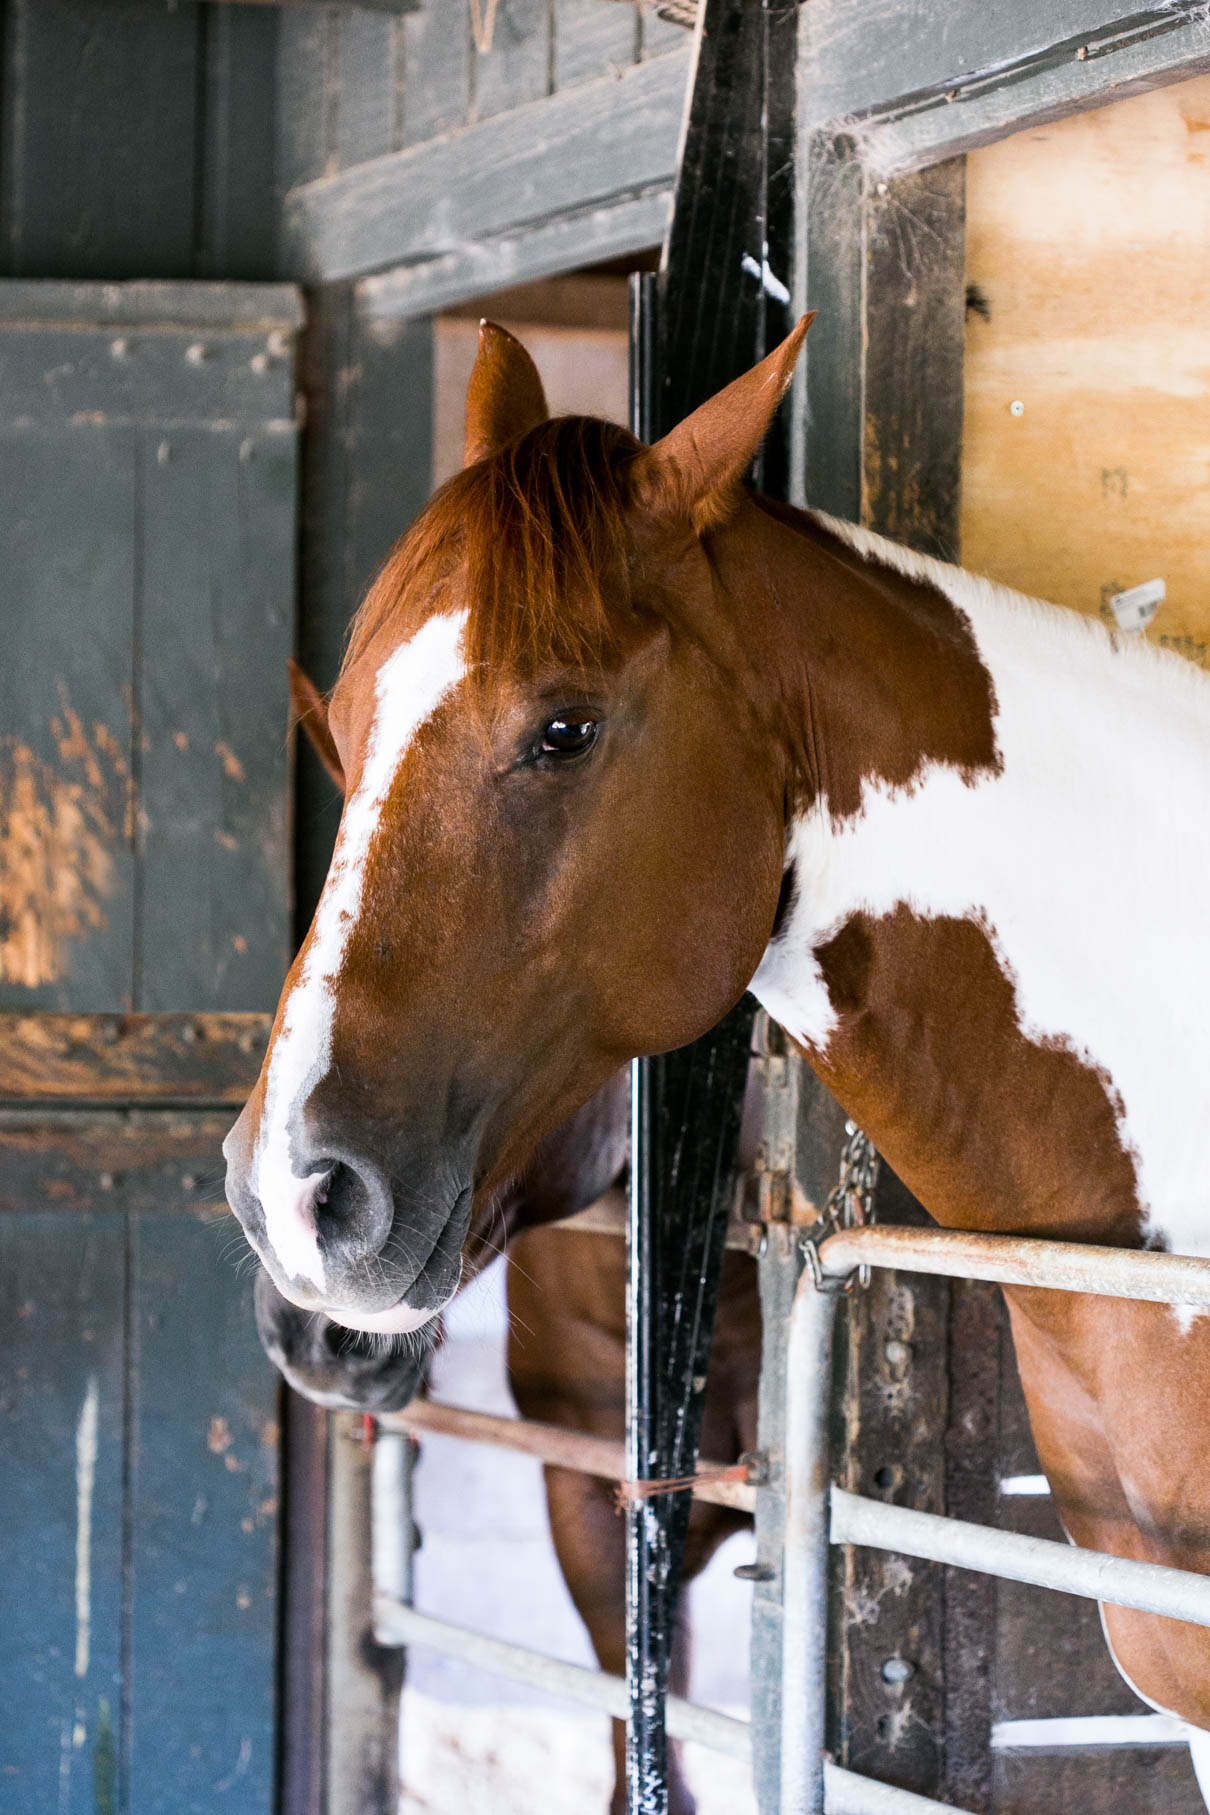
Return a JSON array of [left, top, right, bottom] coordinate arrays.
[[1108, 578, 1165, 635]]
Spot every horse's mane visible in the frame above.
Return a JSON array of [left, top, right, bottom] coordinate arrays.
[[343, 416, 642, 687]]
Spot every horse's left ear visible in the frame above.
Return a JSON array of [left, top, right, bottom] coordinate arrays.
[[289, 659, 345, 793], [464, 321, 549, 466], [631, 313, 814, 530]]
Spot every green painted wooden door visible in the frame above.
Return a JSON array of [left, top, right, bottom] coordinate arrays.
[[0, 280, 301, 1815]]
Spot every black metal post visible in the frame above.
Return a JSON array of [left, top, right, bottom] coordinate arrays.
[[624, 6, 799, 1811]]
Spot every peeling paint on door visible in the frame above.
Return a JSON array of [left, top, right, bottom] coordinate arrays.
[[0, 731, 121, 989]]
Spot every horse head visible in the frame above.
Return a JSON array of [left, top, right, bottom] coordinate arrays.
[[224, 318, 810, 1333]]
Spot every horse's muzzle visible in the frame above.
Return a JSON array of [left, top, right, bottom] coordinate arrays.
[[224, 1112, 474, 1324]]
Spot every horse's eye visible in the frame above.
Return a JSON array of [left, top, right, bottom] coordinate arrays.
[[539, 716, 599, 759]]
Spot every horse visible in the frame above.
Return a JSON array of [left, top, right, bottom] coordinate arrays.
[[224, 314, 1210, 1797], [254, 1070, 760, 1815]]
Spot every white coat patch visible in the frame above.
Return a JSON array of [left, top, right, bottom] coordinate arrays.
[[751, 514, 1210, 1275], [254, 610, 468, 1290]]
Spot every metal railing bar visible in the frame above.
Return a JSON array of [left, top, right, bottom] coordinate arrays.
[[374, 1398, 757, 1513], [831, 1487, 1210, 1627], [814, 1223, 1210, 1306], [990, 1713, 1189, 1751], [372, 1599, 752, 1760], [822, 1761, 968, 1814]]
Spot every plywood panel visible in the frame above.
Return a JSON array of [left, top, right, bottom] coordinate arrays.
[[963, 75, 1210, 667]]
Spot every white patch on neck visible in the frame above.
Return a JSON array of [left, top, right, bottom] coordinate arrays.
[[751, 514, 1210, 1282], [254, 610, 468, 1291]]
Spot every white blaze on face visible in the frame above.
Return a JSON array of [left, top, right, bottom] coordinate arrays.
[[752, 514, 1210, 1286], [254, 610, 469, 1292]]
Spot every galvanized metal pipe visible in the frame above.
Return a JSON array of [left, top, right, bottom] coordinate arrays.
[[815, 1223, 1210, 1307], [376, 1398, 756, 1514], [831, 1487, 1210, 1627], [779, 1277, 845, 1815], [370, 1430, 413, 1645], [373, 1600, 753, 1761]]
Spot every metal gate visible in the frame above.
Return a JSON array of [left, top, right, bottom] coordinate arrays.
[[359, 1130, 1210, 1815]]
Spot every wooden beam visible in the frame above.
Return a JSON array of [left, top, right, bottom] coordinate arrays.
[[796, 131, 969, 1800], [0, 1110, 236, 1213], [0, 1012, 270, 1104], [356, 188, 669, 322], [277, 0, 1210, 295], [0, 279, 302, 330], [280, 48, 689, 283], [800, 0, 1210, 171]]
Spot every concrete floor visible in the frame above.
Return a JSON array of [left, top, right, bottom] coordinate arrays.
[[399, 1257, 757, 1814]]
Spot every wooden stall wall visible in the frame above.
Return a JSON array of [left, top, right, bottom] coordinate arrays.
[[0, 9, 299, 1809], [0, 280, 299, 1814], [958, 73, 1210, 1815]]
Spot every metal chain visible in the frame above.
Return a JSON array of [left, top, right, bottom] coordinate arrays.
[[801, 1119, 880, 1289]]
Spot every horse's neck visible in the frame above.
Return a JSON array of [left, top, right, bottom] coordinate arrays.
[[741, 506, 1210, 1253]]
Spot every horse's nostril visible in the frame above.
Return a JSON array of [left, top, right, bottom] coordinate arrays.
[[314, 1160, 368, 1229]]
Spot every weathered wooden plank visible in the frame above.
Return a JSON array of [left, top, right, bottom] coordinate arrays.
[[554, 0, 639, 91], [0, 1110, 235, 1215], [832, 1170, 949, 1796], [0, 426, 138, 1011], [801, 152, 965, 555], [276, 7, 338, 193], [138, 423, 295, 1012], [399, 1, 473, 147], [332, 9, 402, 168], [0, 326, 296, 429], [0, 280, 303, 331], [473, 0, 551, 123], [125, 1213, 279, 1813], [799, 134, 864, 519], [293, 297, 433, 926], [0, 1212, 127, 1813], [0, 1012, 269, 1103], [282, 47, 689, 282], [800, 0, 1210, 133], [196, 3, 281, 282], [0, 0, 200, 279], [941, 1277, 999, 1812], [806, 136, 968, 1800], [863, 158, 966, 561], [356, 188, 669, 322]]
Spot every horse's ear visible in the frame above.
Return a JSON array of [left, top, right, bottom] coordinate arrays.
[[631, 313, 814, 531], [464, 321, 549, 466], [289, 659, 345, 793]]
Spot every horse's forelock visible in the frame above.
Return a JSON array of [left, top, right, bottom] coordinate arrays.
[[343, 416, 642, 697]]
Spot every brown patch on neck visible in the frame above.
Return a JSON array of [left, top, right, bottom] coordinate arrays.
[[811, 908, 1143, 1247], [737, 501, 1002, 819]]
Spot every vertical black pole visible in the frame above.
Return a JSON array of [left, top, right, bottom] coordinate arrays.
[[624, 7, 800, 1811], [626, 271, 670, 1814]]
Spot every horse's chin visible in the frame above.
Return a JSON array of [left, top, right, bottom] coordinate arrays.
[[324, 1298, 441, 1336]]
